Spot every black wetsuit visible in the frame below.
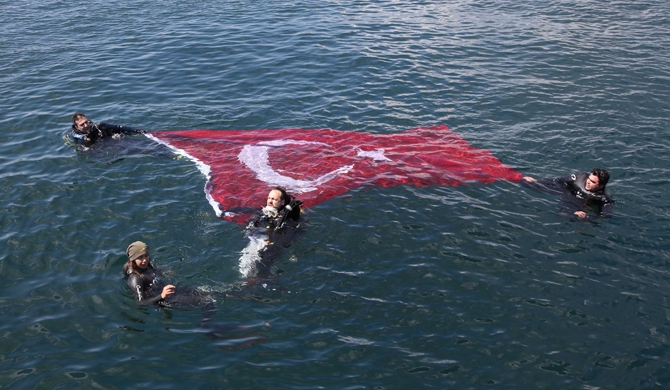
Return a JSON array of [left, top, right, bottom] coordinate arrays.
[[242, 199, 302, 278], [250, 200, 301, 232], [125, 266, 212, 307], [71, 122, 143, 147], [545, 172, 614, 217]]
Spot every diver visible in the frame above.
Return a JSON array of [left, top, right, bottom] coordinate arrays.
[[239, 187, 303, 278], [123, 241, 213, 307], [122, 241, 270, 348], [256, 187, 303, 230], [523, 168, 614, 218], [71, 112, 145, 148]]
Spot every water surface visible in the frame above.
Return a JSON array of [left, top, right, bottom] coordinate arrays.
[[1, 0, 670, 388]]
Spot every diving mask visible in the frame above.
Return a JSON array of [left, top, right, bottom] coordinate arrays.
[[262, 206, 278, 218]]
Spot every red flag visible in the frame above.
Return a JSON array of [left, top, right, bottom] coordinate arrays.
[[149, 125, 522, 223]]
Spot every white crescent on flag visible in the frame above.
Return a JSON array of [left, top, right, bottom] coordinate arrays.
[[238, 140, 354, 194]]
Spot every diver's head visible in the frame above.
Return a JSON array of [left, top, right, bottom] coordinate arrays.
[[267, 187, 287, 209], [124, 241, 151, 274], [587, 168, 609, 191], [72, 112, 92, 134]]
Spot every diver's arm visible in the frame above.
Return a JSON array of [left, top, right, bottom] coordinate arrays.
[[522, 174, 569, 187], [552, 175, 575, 187], [575, 192, 614, 219], [521, 175, 564, 195], [127, 274, 165, 306], [595, 195, 615, 218], [71, 127, 99, 147], [574, 202, 613, 219], [599, 201, 614, 218], [70, 131, 94, 147], [98, 122, 146, 135]]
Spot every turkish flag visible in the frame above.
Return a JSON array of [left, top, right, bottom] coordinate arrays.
[[149, 125, 522, 224]]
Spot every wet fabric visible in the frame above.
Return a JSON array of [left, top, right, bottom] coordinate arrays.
[[149, 125, 522, 223]]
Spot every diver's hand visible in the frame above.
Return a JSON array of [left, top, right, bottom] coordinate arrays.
[[574, 211, 587, 218], [161, 284, 176, 299], [522, 176, 537, 183]]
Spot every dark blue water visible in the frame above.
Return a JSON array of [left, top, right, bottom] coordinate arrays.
[[2, 0, 670, 388]]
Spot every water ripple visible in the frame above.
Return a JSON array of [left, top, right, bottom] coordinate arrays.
[[1, 0, 670, 388]]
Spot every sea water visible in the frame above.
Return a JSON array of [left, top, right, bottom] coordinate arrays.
[[1, 0, 670, 388]]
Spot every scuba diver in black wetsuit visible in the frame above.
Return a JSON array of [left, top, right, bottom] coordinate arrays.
[[239, 187, 303, 279], [122, 241, 213, 307], [523, 168, 614, 218], [256, 187, 303, 231], [71, 112, 145, 148], [122, 241, 270, 348]]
